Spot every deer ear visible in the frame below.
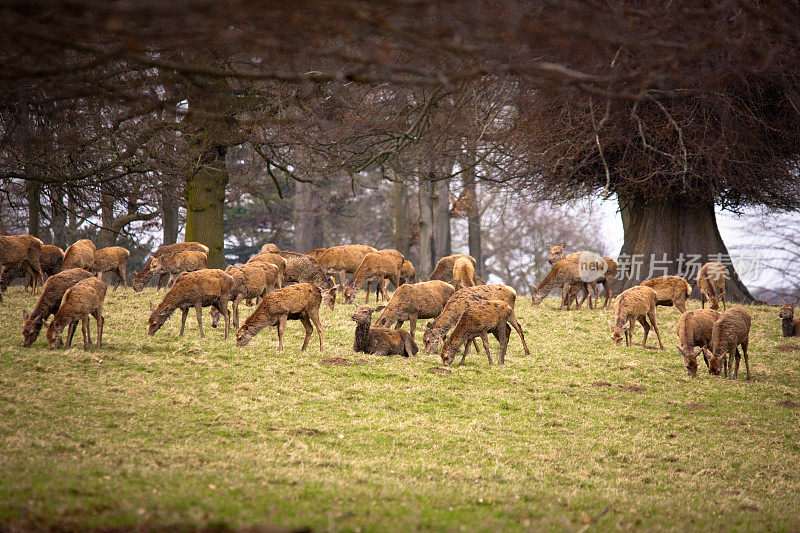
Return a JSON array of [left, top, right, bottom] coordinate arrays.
[[608, 320, 614, 331], [241, 324, 248, 331], [561, 242, 566, 248], [149, 301, 155, 313], [374, 305, 386, 313], [22, 309, 29, 321]]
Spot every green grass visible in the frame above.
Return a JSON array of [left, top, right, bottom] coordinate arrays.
[[1, 286, 799, 531]]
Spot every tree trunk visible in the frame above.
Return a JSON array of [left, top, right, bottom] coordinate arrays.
[[433, 176, 451, 260], [50, 186, 68, 248], [392, 179, 411, 258], [418, 176, 435, 278], [99, 187, 116, 248], [618, 195, 753, 302], [67, 193, 78, 240], [465, 173, 484, 278], [26, 181, 40, 239], [160, 185, 179, 246], [185, 146, 228, 269], [293, 181, 324, 251]]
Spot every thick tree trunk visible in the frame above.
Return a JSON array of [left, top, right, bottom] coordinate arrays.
[[99, 187, 116, 248], [293, 181, 324, 251], [618, 195, 753, 302], [26, 181, 40, 239], [392, 179, 411, 258], [185, 146, 228, 269], [465, 174, 483, 278], [433, 176, 451, 260], [160, 186, 179, 246], [418, 176, 435, 279]]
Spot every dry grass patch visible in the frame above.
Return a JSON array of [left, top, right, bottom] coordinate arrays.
[[1, 287, 800, 531]]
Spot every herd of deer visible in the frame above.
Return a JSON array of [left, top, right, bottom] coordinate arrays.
[[2, 233, 798, 377]]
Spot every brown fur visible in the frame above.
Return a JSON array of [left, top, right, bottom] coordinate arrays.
[[21, 268, 93, 347], [696, 262, 727, 311], [428, 254, 481, 285], [676, 309, 721, 376], [136, 250, 208, 291], [247, 252, 286, 288], [531, 254, 593, 310], [260, 243, 280, 254], [610, 285, 663, 349], [779, 300, 800, 337], [400, 260, 416, 284], [316, 245, 377, 292], [710, 308, 751, 379], [0, 234, 44, 297], [132, 242, 209, 291], [148, 269, 233, 339], [452, 257, 476, 291], [304, 248, 329, 261], [351, 305, 418, 357], [1, 244, 63, 292], [92, 246, 130, 290], [210, 264, 277, 329], [343, 251, 404, 304], [440, 300, 513, 366], [236, 283, 324, 352], [374, 280, 455, 337], [277, 251, 336, 309], [547, 244, 567, 265], [46, 276, 106, 350], [423, 284, 529, 355], [640, 275, 691, 313], [61, 239, 96, 271]]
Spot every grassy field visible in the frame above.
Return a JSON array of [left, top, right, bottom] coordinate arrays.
[[1, 284, 799, 532]]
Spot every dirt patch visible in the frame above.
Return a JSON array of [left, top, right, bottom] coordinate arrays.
[[778, 400, 799, 409], [321, 357, 350, 366], [428, 367, 452, 374], [592, 381, 612, 387], [291, 427, 323, 436], [355, 359, 374, 365], [726, 420, 747, 427], [618, 384, 646, 393], [777, 344, 800, 352], [739, 504, 759, 512], [685, 402, 706, 410]]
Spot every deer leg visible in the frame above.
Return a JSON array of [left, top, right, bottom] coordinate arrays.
[[81, 315, 92, 350], [637, 316, 651, 348], [95, 311, 104, 348], [233, 296, 243, 330], [299, 315, 313, 351], [721, 294, 727, 311], [66, 321, 78, 348], [480, 333, 493, 365], [409, 316, 417, 338], [496, 323, 511, 365], [310, 309, 324, 353], [179, 307, 188, 336], [195, 304, 204, 339], [507, 311, 530, 355], [741, 341, 750, 380], [276, 314, 287, 351], [459, 339, 473, 366], [339, 271, 347, 295], [648, 309, 663, 350]]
